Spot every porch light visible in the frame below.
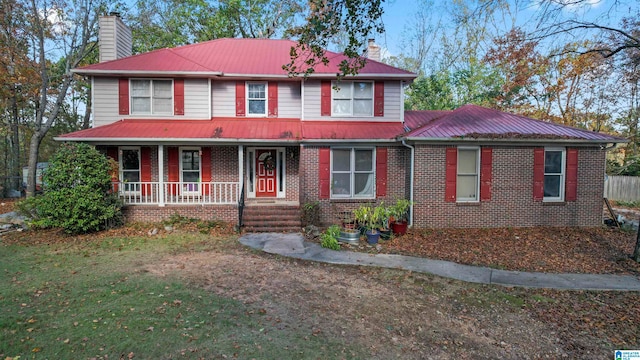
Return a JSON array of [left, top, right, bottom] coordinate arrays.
[[199, 149, 202, 156]]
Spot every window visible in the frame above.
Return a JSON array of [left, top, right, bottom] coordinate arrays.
[[247, 82, 267, 116], [120, 148, 140, 193], [130, 79, 172, 114], [331, 148, 374, 198], [457, 148, 479, 202], [181, 148, 200, 193], [544, 148, 565, 201], [332, 81, 373, 116]]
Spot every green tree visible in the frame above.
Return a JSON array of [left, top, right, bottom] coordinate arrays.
[[27, 142, 122, 234]]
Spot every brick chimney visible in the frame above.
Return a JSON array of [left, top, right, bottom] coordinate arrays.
[[98, 12, 132, 63], [367, 39, 381, 62]]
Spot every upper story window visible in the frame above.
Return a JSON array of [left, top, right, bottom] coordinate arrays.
[[457, 147, 479, 202], [131, 79, 172, 115], [331, 148, 375, 198], [544, 148, 566, 201], [247, 82, 267, 116], [332, 81, 373, 117]]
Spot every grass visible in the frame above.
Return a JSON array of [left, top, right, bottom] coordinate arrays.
[[0, 232, 367, 359]]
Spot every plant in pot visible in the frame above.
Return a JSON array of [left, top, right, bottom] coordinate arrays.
[[389, 199, 412, 236], [354, 205, 382, 244], [375, 203, 392, 240]]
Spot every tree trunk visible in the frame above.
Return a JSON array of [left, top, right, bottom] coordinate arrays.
[[9, 88, 21, 193], [25, 130, 45, 197], [633, 218, 640, 262]]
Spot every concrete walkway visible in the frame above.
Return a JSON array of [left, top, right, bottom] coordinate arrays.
[[239, 233, 640, 291]]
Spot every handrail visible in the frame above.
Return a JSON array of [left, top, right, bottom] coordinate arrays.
[[238, 181, 245, 232]]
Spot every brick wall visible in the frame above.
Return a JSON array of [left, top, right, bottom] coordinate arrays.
[[300, 145, 411, 226], [123, 204, 237, 223], [413, 145, 605, 228]]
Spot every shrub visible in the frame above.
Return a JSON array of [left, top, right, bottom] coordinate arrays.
[[24, 143, 123, 234], [320, 232, 340, 250]]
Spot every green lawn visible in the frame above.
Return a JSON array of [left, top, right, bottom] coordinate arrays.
[[0, 233, 366, 359]]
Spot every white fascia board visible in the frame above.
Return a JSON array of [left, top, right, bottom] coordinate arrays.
[[71, 69, 223, 77], [402, 137, 625, 146]]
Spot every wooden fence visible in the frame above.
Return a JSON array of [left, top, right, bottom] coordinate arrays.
[[604, 176, 640, 202]]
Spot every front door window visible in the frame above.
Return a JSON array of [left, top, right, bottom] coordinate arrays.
[[181, 149, 200, 193]]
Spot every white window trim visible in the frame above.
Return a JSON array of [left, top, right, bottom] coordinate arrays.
[[330, 147, 376, 199], [543, 147, 566, 202], [331, 81, 374, 117], [246, 81, 268, 117], [245, 147, 286, 199], [119, 146, 141, 195], [179, 147, 201, 194], [456, 146, 480, 203], [130, 78, 174, 115]]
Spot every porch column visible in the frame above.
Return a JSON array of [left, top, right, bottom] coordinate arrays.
[[158, 144, 165, 206], [238, 145, 244, 201]]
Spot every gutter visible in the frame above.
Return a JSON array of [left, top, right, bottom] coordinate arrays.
[[401, 139, 415, 228], [71, 70, 224, 77], [403, 137, 626, 145]]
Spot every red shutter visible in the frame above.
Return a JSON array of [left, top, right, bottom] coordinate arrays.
[[174, 79, 184, 115], [268, 81, 278, 117], [168, 147, 180, 195], [320, 80, 331, 116], [140, 147, 152, 196], [319, 148, 331, 199], [480, 147, 492, 201], [533, 148, 545, 201], [201, 147, 212, 195], [376, 147, 387, 197], [445, 148, 457, 202], [118, 78, 129, 115], [374, 81, 384, 117], [106, 146, 119, 192], [565, 148, 578, 202], [235, 81, 246, 117]]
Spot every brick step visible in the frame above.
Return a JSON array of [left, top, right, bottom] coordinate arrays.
[[241, 205, 302, 233], [242, 219, 302, 226]]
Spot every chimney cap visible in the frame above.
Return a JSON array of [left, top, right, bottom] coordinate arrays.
[[368, 38, 375, 44], [108, 11, 121, 17]]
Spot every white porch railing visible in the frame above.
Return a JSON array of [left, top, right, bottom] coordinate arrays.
[[113, 182, 240, 205]]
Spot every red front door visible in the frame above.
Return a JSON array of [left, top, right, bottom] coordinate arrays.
[[256, 149, 277, 197]]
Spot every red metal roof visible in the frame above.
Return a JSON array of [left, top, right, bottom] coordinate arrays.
[[76, 38, 416, 78], [404, 110, 451, 130], [406, 104, 623, 142], [59, 118, 403, 141]]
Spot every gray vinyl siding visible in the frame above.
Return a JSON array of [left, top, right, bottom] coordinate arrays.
[[93, 77, 119, 127], [184, 79, 210, 119], [277, 82, 301, 118], [98, 16, 132, 63], [212, 80, 301, 118], [212, 81, 236, 117], [92, 77, 210, 126], [302, 80, 402, 121]]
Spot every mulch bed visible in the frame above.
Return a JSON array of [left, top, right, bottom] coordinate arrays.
[[378, 227, 640, 275]]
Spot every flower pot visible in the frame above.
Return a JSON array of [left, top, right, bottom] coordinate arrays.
[[365, 230, 380, 244], [338, 229, 360, 245], [391, 221, 408, 236]]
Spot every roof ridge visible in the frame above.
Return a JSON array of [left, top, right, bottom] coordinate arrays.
[[167, 47, 217, 72]]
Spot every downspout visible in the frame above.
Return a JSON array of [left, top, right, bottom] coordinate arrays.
[[401, 139, 414, 227]]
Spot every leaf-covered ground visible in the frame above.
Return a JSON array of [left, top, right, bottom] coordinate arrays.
[[377, 227, 640, 275]]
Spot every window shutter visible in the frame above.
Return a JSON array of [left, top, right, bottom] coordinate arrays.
[[320, 80, 331, 116], [319, 148, 331, 199], [118, 78, 129, 115], [533, 148, 545, 201], [201, 147, 211, 195], [445, 147, 457, 202], [268, 81, 278, 117], [235, 81, 246, 117], [141, 147, 152, 196], [565, 148, 578, 202], [374, 81, 384, 117], [168, 147, 180, 195], [376, 147, 387, 197], [174, 79, 184, 115], [480, 147, 492, 201], [106, 146, 119, 192]]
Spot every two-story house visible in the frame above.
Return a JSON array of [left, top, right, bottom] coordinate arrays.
[[58, 15, 623, 231]]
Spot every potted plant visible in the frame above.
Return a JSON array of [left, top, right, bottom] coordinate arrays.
[[354, 205, 382, 244], [389, 199, 412, 235], [375, 203, 392, 240]]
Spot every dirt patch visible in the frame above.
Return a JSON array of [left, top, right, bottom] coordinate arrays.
[[145, 248, 571, 359], [0, 198, 18, 213]]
